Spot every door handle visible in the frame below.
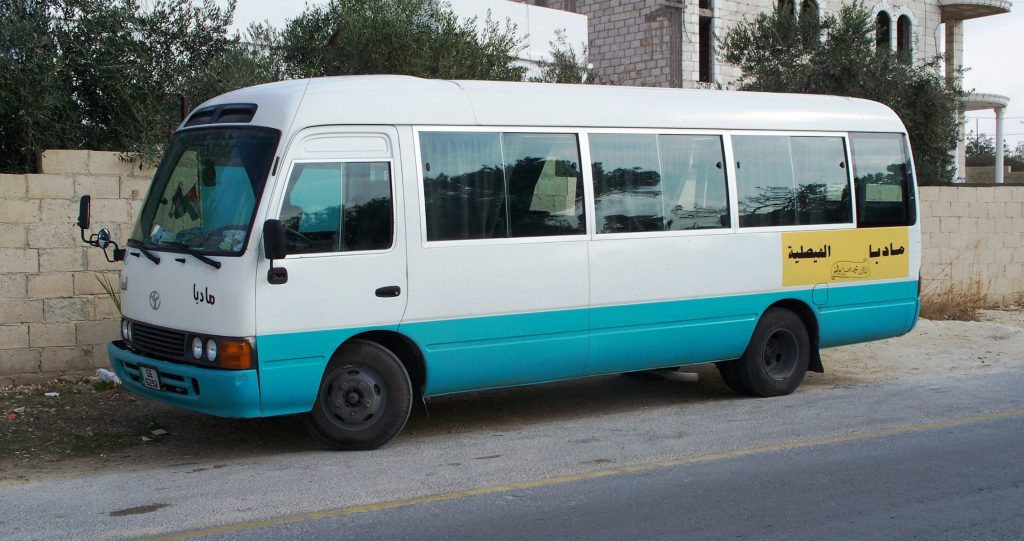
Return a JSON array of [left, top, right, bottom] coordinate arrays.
[[375, 286, 401, 298]]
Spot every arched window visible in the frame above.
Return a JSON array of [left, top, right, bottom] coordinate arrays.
[[896, 15, 912, 61], [778, 0, 795, 18], [800, 0, 819, 21], [699, 0, 714, 83], [875, 11, 892, 51], [799, 0, 820, 46]]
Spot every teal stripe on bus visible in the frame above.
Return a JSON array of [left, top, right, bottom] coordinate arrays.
[[255, 280, 919, 416]]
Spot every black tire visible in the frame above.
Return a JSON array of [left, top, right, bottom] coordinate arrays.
[[303, 339, 413, 450], [734, 308, 810, 397], [715, 359, 750, 395]]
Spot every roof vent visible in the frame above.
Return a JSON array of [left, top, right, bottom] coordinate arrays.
[[184, 103, 257, 127]]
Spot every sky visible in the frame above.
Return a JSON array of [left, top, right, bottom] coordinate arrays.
[[962, 8, 1024, 148], [225, 0, 1022, 147]]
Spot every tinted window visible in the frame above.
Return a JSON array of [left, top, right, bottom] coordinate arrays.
[[420, 131, 585, 241], [659, 135, 729, 230], [734, 135, 851, 227], [850, 133, 916, 227], [132, 128, 279, 255], [280, 162, 393, 254], [591, 133, 729, 233], [734, 136, 797, 226], [421, 132, 506, 241], [503, 133, 585, 237], [591, 134, 663, 233], [791, 137, 851, 224]]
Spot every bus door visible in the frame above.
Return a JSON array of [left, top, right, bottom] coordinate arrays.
[[255, 126, 408, 415]]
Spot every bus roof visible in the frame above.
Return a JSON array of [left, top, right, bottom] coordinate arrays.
[[194, 75, 907, 134]]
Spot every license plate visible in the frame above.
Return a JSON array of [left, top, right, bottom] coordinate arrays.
[[140, 366, 161, 390]]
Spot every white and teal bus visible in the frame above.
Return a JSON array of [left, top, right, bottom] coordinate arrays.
[[78, 76, 920, 450]]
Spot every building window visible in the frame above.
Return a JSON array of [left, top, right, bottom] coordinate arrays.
[[699, 0, 713, 83], [799, 0, 819, 46], [896, 15, 912, 62], [876, 11, 892, 51]]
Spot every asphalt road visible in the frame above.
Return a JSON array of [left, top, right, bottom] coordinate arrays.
[[2, 365, 1023, 541], [203, 412, 1024, 541]]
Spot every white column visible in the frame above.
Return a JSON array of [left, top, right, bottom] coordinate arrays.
[[946, 21, 966, 181], [995, 106, 1005, 184]]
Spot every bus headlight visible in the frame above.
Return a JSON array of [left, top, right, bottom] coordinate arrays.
[[205, 338, 218, 362], [192, 336, 204, 360], [121, 319, 130, 341]]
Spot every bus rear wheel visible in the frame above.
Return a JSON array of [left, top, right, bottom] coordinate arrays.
[[303, 340, 413, 451], [733, 308, 809, 397], [715, 360, 749, 395]]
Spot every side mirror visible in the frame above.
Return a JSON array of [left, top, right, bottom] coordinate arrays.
[[263, 219, 288, 285], [96, 228, 111, 249], [78, 195, 91, 231], [77, 194, 124, 262], [263, 219, 287, 260]]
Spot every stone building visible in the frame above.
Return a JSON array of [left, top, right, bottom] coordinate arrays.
[[511, 0, 1012, 181]]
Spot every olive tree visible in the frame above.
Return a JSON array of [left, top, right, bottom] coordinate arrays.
[[720, 1, 966, 184]]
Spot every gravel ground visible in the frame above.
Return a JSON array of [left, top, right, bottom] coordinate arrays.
[[2, 310, 1022, 484]]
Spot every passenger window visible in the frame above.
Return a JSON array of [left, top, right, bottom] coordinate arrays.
[[734, 135, 851, 227], [503, 133, 585, 237], [420, 131, 585, 241], [280, 162, 393, 254], [421, 132, 506, 241], [590, 133, 664, 233], [658, 135, 729, 230], [591, 133, 729, 234], [850, 133, 916, 227], [791, 137, 851, 225]]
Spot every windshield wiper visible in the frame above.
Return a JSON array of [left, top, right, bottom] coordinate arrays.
[[127, 240, 161, 265], [169, 241, 222, 269]]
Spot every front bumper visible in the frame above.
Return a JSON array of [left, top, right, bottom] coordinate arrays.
[[108, 340, 261, 418]]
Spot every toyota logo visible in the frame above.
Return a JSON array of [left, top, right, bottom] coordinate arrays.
[[149, 291, 161, 310]]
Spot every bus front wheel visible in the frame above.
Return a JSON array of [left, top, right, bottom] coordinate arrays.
[[733, 308, 810, 397], [303, 339, 413, 450]]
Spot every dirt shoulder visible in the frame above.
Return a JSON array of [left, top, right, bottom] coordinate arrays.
[[3, 311, 1023, 484]]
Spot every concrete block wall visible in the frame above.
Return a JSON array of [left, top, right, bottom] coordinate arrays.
[[0, 150, 154, 386], [919, 185, 1024, 306]]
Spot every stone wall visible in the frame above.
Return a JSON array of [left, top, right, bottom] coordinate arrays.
[[0, 150, 153, 386], [919, 185, 1024, 306], [2, 153, 1023, 385]]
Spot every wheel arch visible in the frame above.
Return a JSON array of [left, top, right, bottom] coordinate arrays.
[[766, 299, 823, 373], [342, 330, 427, 398]]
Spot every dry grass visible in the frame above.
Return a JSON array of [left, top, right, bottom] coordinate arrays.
[[919, 286, 988, 321], [919, 241, 995, 322]]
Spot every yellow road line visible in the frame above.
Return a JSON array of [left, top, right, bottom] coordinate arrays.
[[137, 408, 1024, 541]]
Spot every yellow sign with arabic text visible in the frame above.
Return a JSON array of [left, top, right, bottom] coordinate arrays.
[[782, 227, 909, 287]]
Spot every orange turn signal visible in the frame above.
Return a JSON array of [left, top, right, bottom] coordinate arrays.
[[218, 338, 254, 370]]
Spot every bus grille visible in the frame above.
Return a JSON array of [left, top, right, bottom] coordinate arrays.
[[132, 323, 187, 359]]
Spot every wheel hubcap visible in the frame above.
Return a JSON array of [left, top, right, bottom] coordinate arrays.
[[762, 329, 798, 381], [322, 365, 386, 430]]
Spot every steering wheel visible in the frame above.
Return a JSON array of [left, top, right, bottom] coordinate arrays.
[[285, 227, 314, 251], [203, 224, 250, 250]]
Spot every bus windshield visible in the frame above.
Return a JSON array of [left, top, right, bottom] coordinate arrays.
[[130, 127, 280, 255]]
